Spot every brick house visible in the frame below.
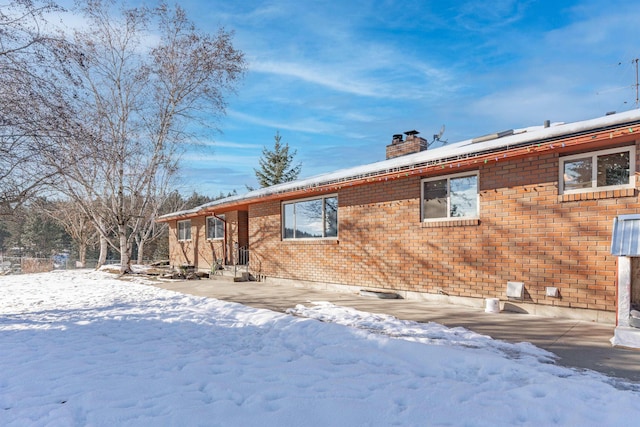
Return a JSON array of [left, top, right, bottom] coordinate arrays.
[[158, 110, 640, 325]]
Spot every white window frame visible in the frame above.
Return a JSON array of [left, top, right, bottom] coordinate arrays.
[[421, 172, 480, 222], [559, 146, 636, 195], [177, 220, 191, 241], [282, 194, 338, 240], [206, 215, 225, 240]]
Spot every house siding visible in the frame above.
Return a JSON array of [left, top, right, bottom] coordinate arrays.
[[247, 141, 640, 312]]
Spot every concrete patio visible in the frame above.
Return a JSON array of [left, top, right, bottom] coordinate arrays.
[[150, 276, 640, 384]]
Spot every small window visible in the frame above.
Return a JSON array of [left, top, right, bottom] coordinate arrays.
[[283, 195, 338, 239], [421, 173, 479, 221], [560, 146, 635, 194], [206, 215, 225, 240], [177, 220, 191, 241]]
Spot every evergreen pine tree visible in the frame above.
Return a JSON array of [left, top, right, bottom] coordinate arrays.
[[254, 132, 302, 188]]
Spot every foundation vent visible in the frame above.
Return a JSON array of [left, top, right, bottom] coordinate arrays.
[[506, 281, 524, 300]]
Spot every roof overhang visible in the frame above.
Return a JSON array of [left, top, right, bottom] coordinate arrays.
[[158, 114, 640, 223]]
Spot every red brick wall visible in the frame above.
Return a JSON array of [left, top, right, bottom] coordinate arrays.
[[248, 141, 640, 312], [167, 210, 250, 271], [196, 215, 225, 269], [168, 218, 203, 268], [237, 210, 249, 249]]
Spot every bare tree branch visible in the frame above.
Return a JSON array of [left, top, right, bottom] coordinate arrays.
[[48, 1, 245, 273]]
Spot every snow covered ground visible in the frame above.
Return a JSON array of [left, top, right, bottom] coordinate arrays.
[[1, 270, 639, 426]]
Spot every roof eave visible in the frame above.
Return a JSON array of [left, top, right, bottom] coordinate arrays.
[[157, 119, 640, 223]]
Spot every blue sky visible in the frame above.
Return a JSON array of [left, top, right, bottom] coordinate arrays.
[[76, 1, 640, 196]]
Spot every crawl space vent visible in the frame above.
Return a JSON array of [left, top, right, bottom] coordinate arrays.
[[506, 281, 524, 300]]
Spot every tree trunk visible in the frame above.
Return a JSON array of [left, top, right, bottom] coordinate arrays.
[[78, 242, 87, 268], [97, 234, 108, 268], [137, 239, 145, 265], [119, 224, 132, 274]]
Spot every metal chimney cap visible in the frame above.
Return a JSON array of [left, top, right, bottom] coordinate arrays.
[[404, 130, 419, 136]]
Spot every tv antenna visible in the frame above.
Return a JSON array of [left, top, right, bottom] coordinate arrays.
[[430, 124, 447, 147], [600, 59, 640, 108], [634, 58, 639, 108]]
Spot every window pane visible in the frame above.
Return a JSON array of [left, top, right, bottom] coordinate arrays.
[[206, 217, 215, 239], [215, 215, 224, 238], [597, 151, 629, 187], [284, 197, 338, 239], [563, 157, 592, 191], [450, 175, 478, 218], [207, 217, 223, 239], [295, 199, 324, 238], [324, 197, 338, 237], [423, 179, 447, 219], [178, 221, 191, 240], [283, 204, 295, 238]]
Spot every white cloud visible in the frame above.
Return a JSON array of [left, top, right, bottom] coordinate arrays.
[[192, 139, 263, 150], [454, 0, 529, 32], [251, 60, 384, 98], [181, 152, 260, 166], [249, 58, 460, 103], [227, 109, 342, 135]]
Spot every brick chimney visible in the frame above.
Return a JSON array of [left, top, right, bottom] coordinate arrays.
[[385, 130, 428, 159]]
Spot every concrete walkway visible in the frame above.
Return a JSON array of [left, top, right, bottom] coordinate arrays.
[[150, 276, 640, 384]]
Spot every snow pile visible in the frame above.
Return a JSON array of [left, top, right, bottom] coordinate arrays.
[[287, 301, 556, 362], [1, 270, 639, 426]]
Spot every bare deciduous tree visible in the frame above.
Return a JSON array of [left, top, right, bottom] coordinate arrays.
[[0, 0, 70, 214], [133, 168, 175, 265], [49, 1, 245, 273], [41, 199, 99, 268]]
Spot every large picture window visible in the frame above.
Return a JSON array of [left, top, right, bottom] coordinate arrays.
[[560, 146, 635, 194], [177, 220, 191, 241], [422, 173, 479, 221], [283, 195, 338, 239], [206, 215, 225, 240]]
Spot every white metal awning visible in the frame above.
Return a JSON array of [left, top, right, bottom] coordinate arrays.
[[611, 214, 640, 256]]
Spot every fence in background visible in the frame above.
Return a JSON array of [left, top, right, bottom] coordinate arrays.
[[0, 257, 123, 275], [1, 257, 54, 275]]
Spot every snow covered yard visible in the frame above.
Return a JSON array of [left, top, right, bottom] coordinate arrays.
[[1, 270, 639, 426]]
